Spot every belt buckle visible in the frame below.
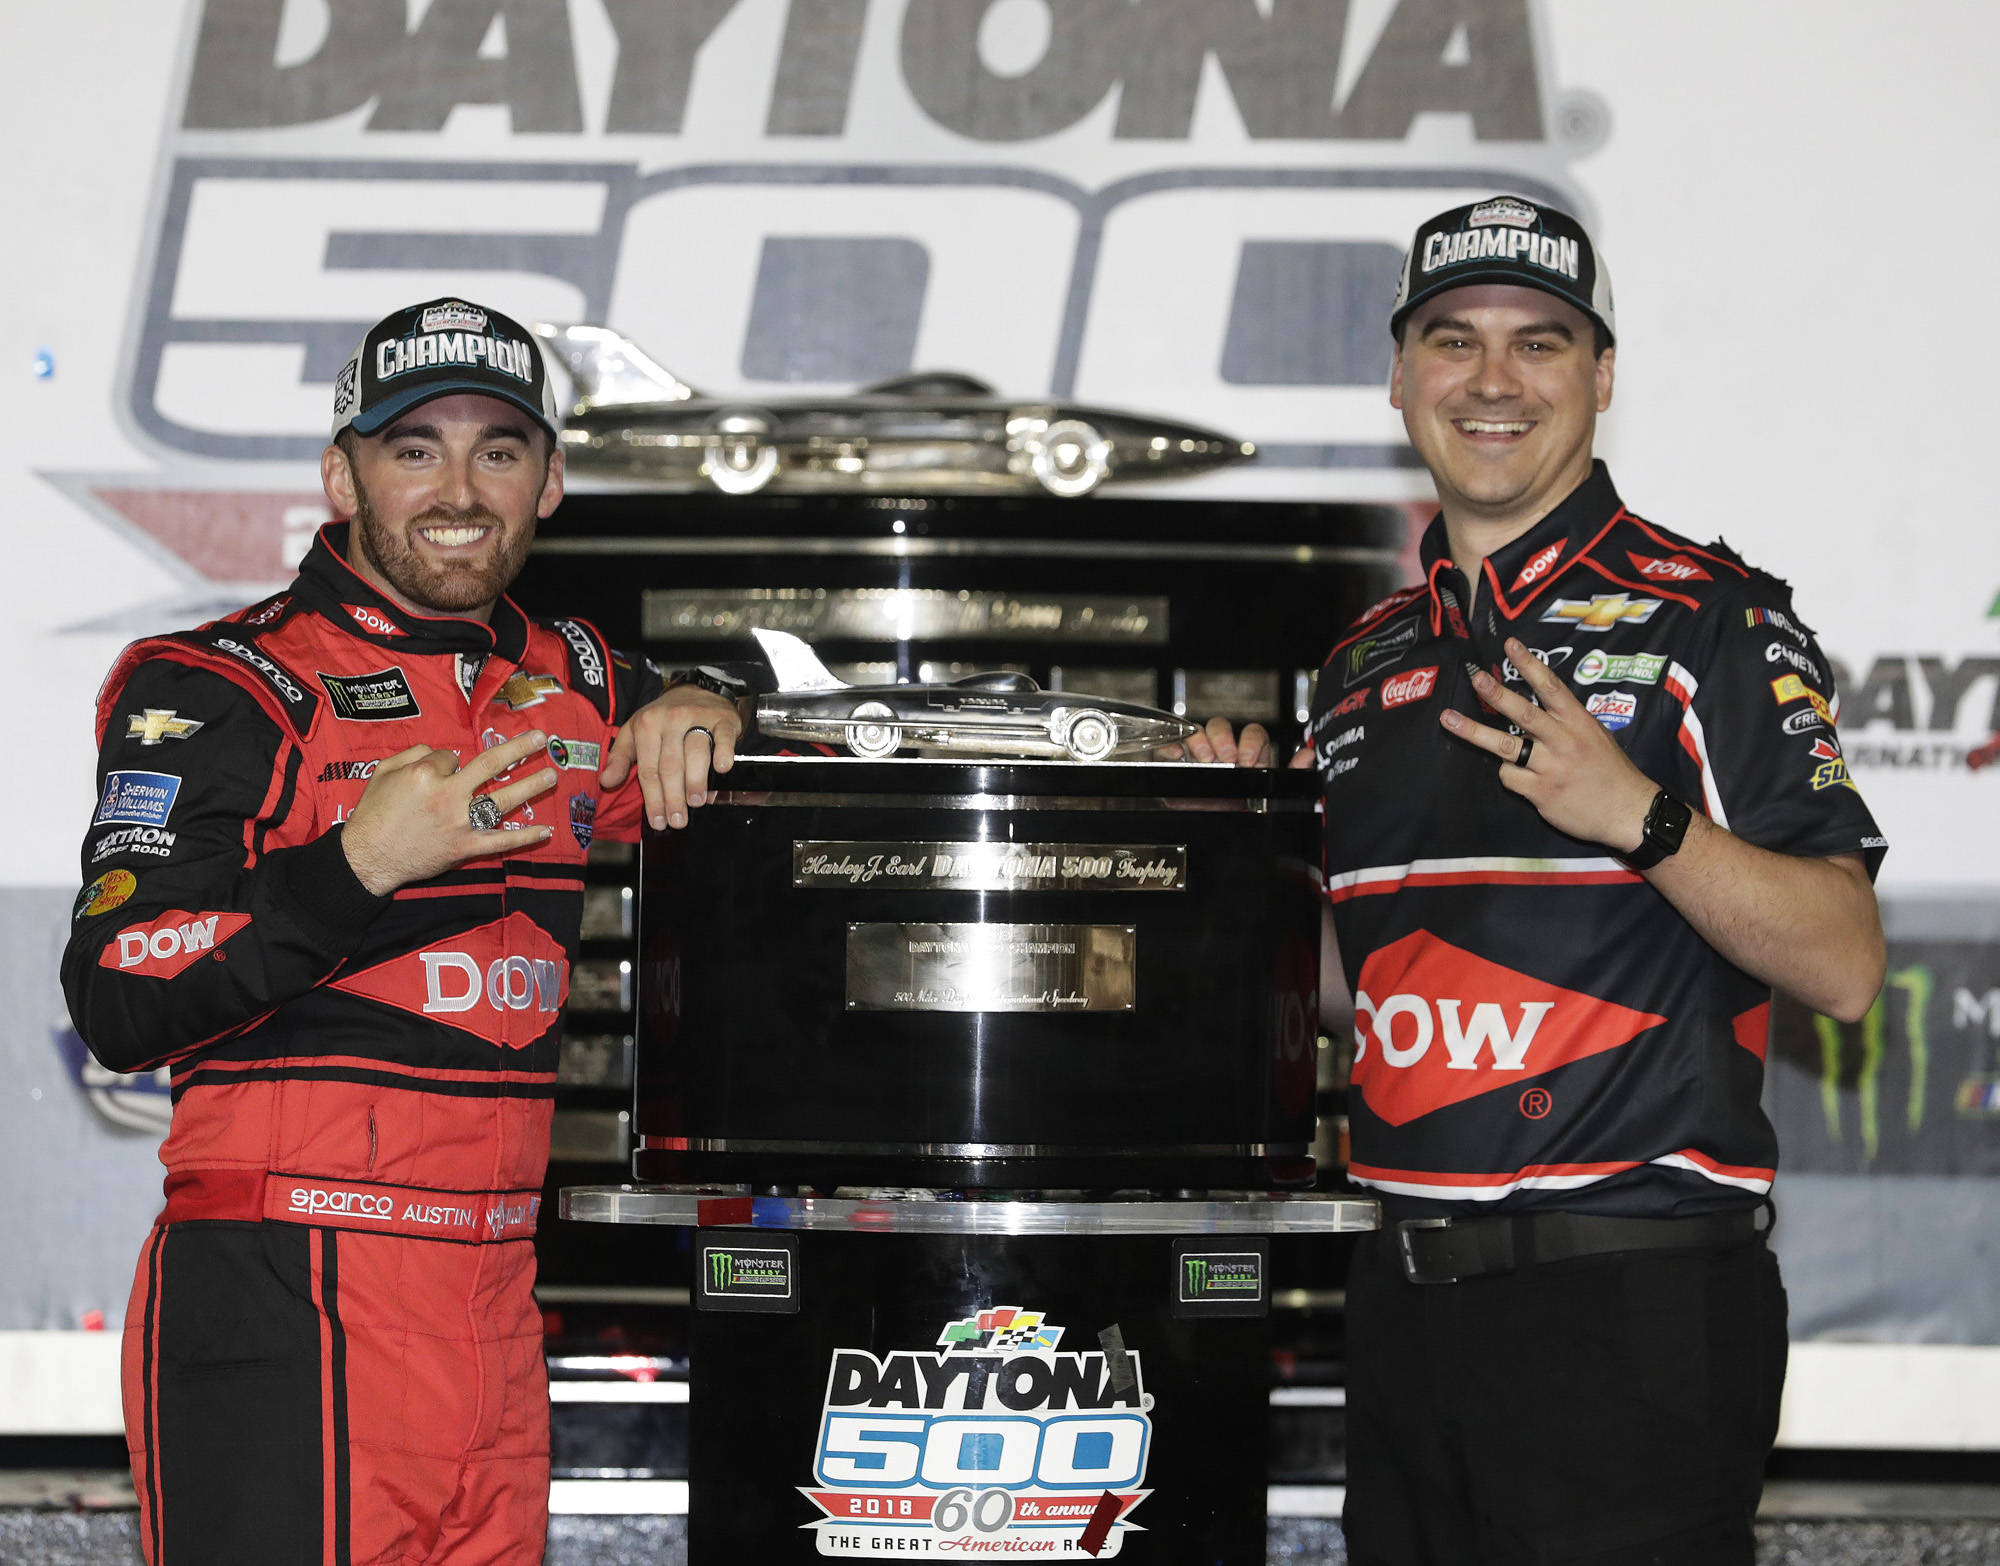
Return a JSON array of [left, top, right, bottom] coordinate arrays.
[[1397, 1216, 1458, 1284]]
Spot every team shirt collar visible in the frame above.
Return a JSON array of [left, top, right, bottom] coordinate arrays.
[[294, 522, 531, 664], [1419, 459, 1625, 630]]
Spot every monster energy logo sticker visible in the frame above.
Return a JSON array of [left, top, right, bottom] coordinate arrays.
[[1782, 954, 2000, 1174], [695, 1238, 798, 1314], [1171, 1242, 1267, 1317]]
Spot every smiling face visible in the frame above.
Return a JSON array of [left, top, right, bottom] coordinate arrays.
[[321, 392, 564, 621], [1391, 283, 1613, 540]]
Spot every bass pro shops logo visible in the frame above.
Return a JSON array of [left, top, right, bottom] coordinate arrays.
[[803, 1306, 1151, 1557], [95, 0, 1605, 583]]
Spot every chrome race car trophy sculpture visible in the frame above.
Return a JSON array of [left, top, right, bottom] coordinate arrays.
[[565, 642, 1374, 1561], [749, 627, 1199, 761], [533, 322, 1256, 497]]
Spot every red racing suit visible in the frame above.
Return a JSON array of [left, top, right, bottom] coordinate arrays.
[[62, 523, 660, 1565], [1306, 462, 1886, 1218]]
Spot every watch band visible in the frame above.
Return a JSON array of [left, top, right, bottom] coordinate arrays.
[[665, 665, 747, 700], [1622, 789, 1693, 871]]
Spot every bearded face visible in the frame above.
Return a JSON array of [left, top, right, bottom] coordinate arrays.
[[349, 471, 541, 615]]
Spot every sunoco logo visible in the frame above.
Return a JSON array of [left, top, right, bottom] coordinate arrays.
[[96, 0, 1601, 554], [802, 1306, 1152, 1556]]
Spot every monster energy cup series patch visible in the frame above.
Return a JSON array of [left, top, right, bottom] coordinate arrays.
[[695, 1233, 798, 1313]]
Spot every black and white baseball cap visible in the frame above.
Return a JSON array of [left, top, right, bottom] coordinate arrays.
[[330, 297, 560, 440], [1390, 196, 1615, 344]]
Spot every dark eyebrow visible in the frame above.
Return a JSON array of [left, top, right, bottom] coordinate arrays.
[[378, 420, 532, 445], [1418, 315, 1577, 343]]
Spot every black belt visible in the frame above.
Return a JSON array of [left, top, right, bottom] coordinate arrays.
[[1393, 1207, 1765, 1285]]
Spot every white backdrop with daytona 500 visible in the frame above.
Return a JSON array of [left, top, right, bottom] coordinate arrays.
[[0, 0, 1994, 1453]]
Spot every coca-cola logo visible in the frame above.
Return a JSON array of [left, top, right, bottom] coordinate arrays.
[[330, 912, 569, 1047], [1351, 931, 1666, 1126], [1380, 666, 1439, 709]]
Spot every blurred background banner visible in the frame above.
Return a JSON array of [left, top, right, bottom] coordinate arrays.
[[3, 0, 1994, 1348]]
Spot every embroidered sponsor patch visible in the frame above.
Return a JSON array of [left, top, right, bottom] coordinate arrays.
[[1573, 649, 1666, 686], [91, 826, 177, 863], [319, 667, 421, 721], [1808, 737, 1857, 792], [345, 603, 404, 638], [1586, 690, 1638, 731], [74, 869, 138, 920], [1343, 618, 1421, 687], [1746, 605, 1809, 643], [96, 771, 180, 827], [1626, 550, 1711, 583], [1770, 674, 1835, 726], [1509, 540, 1565, 593], [1172, 1239, 1268, 1318], [1540, 594, 1661, 632], [100, 910, 252, 979], [125, 709, 203, 746], [570, 793, 597, 848], [1380, 666, 1438, 708], [547, 737, 603, 771], [497, 671, 562, 710]]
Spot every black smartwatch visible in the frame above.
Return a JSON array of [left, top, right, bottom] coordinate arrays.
[[665, 665, 747, 700], [1622, 789, 1693, 871]]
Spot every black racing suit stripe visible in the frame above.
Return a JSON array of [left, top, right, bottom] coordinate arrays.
[[62, 660, 386, 1074], [322, 1229, 352, 1566], [155, 1222, 325, 1564]]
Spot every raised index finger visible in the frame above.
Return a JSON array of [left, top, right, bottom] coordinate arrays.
[[460, 729, 548, 788]]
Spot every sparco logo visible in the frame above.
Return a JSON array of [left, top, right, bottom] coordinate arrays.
[[112, 0, 1601, 498], [215, 637, 306, 703], [289, 1187, 394, 1219], [555, 620, 604, 688]]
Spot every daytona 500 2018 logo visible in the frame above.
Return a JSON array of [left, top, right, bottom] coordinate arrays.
[[802, 1306, 1151, 1557]]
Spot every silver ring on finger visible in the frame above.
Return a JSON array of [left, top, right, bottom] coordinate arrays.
[[687, 727, 714, 747], [467, 794, 504, 832], [1511, 733, 1535, 770]]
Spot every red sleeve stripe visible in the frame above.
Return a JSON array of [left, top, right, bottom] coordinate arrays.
[[1324, 855, 1642, 904], [1621, 515, 1749, 577], [1346, 1148, 1773, 1201], [172, 1053, 558, 1088], [1665, 660, 1729, 828]]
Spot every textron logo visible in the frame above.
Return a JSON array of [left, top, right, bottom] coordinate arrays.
[[105, 0, 1601, 515]]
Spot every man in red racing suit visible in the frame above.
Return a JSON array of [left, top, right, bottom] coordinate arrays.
[[63, 297, 745, 1565]]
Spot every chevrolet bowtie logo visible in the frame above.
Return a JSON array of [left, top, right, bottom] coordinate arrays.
[[497, 672, 563, 710], [1540, 594, 1662, 631], [126, 709, 204, 745]]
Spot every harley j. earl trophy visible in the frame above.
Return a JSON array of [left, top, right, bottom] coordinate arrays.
[[563, 631, 1376, 1561]]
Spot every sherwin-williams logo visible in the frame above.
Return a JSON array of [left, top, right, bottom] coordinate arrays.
[[1352, 931, 1666, 1126], [328, 912, 569, 1047], [96, 771, 181, 828], [100, 910, 252, 979]]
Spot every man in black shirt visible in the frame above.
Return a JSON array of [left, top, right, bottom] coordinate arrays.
[[1191, 198, 1886, 1563]]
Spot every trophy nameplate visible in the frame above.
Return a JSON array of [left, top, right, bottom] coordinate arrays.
[[845, 922, 1137, 1012], [795, 841, 1186, 892]]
